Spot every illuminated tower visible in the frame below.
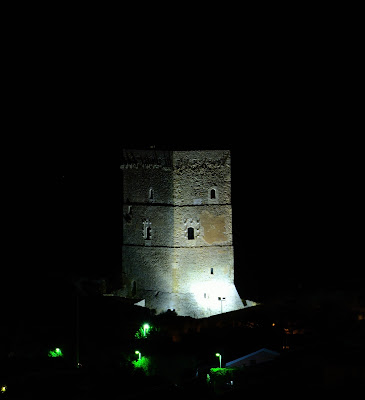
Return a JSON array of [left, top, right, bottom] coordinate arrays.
[[120, 149, 244, 318]]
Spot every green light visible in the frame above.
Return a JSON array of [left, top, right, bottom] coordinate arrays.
[[215, 353, 222, 368], [135, 350, 141, 360], [135, 323, 152, 339], [143, 323, 150, 337], [1, 385, 7, 393], [132, 355, 151, 375], [48, 347, 64, 358]]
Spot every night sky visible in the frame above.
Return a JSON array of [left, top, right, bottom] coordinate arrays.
[[4, 138, 361, 307]]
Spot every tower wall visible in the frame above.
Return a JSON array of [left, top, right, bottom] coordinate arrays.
[[123, 204, 174, 247], [172, 150, 231, 206], [172, 246, 234, 293], [122, 246, 174, 294], [120, 149, 244, 318], [173, 205, 233, 247]]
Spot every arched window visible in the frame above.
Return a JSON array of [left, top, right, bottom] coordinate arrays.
[[149, 188, 154, 200], [146, 226, 151, 240], [209, 187, 218, 201], [188, 227, 194, 240]]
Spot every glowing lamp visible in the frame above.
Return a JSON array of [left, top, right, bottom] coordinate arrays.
[[48, 347, 63, 358], [143, 324, 150, 337]]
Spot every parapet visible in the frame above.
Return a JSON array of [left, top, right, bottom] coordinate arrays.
[[120, 149, 230, 171], [120, 149, 173, 170]]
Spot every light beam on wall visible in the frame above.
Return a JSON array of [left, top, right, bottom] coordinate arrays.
[[190, 281, 232, 315]]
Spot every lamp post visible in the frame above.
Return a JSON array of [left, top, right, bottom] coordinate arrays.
[[215, 353, 222, 368], [218, 297, 226, 314], [135, 350, 141, 360], [143, 324, 150, 337], [76, 295, 80, 368], [48, 347, 63, 358]]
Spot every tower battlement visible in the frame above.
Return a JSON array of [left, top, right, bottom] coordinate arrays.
[[121, 149, 173, 170], [120, 149, 243, 318]]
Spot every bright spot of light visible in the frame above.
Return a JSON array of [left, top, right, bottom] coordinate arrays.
[[190, 281, 232, 314], [48, 347, 63, 358]]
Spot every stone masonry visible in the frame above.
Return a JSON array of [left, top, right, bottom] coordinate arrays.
[[120, 149, 244, 318]]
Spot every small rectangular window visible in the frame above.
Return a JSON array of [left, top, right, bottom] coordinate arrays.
[[211, 268, 214, 274]]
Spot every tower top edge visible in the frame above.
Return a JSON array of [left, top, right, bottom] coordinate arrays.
[[120, 149, 230, 170], [120, 149, 173, 169]]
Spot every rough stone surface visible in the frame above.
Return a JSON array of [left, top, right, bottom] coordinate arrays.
[[120, 149, 244, 318]]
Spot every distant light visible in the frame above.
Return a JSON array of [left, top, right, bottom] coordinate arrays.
[[48, 347, 63, 358], [143, 324, 150, 337], [135, 350, 141, 359], [1, 385, 7, 393]]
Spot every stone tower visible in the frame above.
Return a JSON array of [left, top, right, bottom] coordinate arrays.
[[120, 149, 244, 318]]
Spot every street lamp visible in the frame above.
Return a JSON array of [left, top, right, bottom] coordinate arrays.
[[143, 324, 150, 337], [215, 353, 222, 368], [218, 297, 226, 314], [48, 347, 63, 358], [135, 350, 141, 360]]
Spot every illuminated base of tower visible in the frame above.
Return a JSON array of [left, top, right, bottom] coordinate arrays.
[[136, 283, 244, 319]]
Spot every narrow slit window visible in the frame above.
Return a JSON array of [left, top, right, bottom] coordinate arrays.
[[188, 227, 194, 240], [143, 220, 152, 240], [210, 189, 216, 199], [211, 268, 214, 275], [149, 188, 154, 200]]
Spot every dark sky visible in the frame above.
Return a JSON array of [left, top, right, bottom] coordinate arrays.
[[5, 139, 360, 305]]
